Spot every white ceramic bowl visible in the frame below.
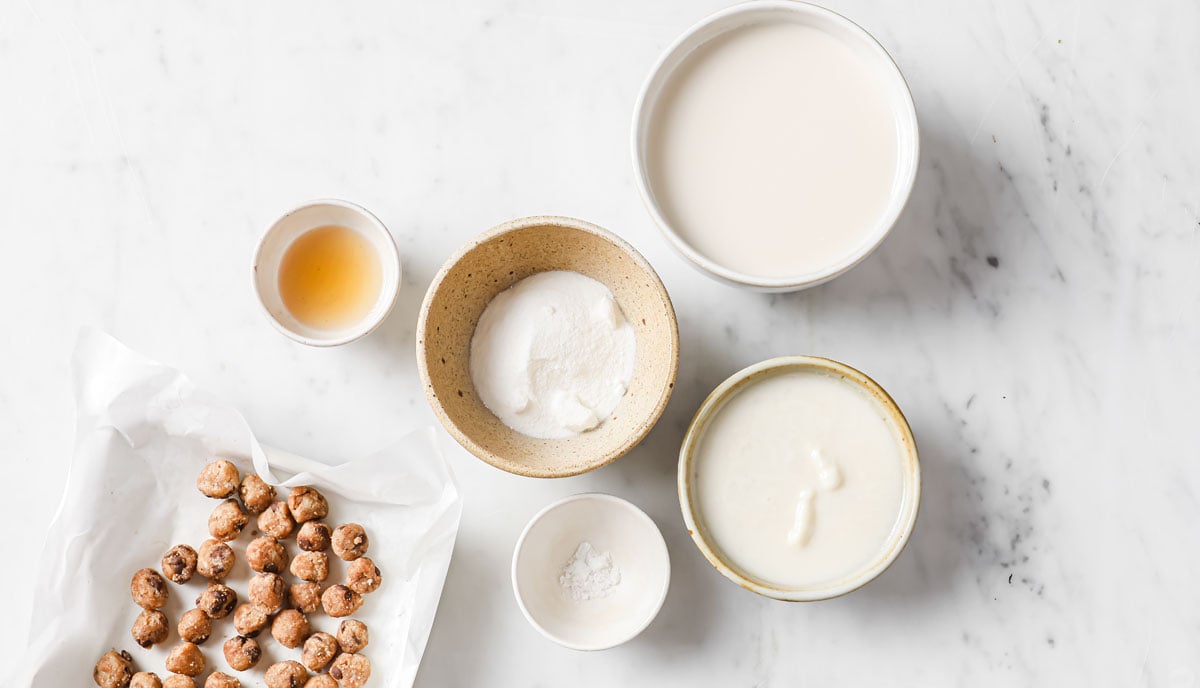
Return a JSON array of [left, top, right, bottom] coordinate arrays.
[[512, 493, 671, 650], [631, 0, 920, 292], [253, 199, 401, 346]]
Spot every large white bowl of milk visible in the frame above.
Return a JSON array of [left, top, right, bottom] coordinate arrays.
[[633, 1, 919, 291], [679, 357, 920, 600]]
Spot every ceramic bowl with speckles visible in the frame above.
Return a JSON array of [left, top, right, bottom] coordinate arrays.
[[417, 216, 679, 478], [678, 356, 921, 601]]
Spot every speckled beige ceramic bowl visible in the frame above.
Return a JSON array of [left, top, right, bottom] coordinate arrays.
[[417, 216, 679, 478], [678, 356, 921, 601]]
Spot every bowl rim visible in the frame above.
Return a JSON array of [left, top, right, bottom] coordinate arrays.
[[415, 215, 681, 478], [677, 355, 921, 601], [252, 197, 402, 347], [630, 0, 921, 292], [510, 492, 672, 651]]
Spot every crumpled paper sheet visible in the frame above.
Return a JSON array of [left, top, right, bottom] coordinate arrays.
[[19, 330, 462, 687]]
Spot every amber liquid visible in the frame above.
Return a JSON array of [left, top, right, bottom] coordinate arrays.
[[278, 225, 382, 330]]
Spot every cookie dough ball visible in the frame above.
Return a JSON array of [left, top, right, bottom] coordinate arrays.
[[196, 583, 238, 619], [264, 661, 308, 688], [162, 677, 195, 688], [197, 459, 240, 498], [271, 609, 311, 649], [177, 608, 212, 644], [239, 474, 276, 514], [131, 609, 168, 648], [131, 568, 169, 610], [196, 539, 235, 581], [246, 536, 289, 574], [346, 557, 381, 595], [165, 642, 205, 677], [249, 572, 286, 614], [337, 619, 368, 653], [304, 677, 337, 688], [258, 502, 295, 540], [290, 551, 329, 583], [301, 632, 338, 672], [330, 653, 371, 688], [296, 521, 331, 552], [161, 544, 198, 584], [204, 672, 240, 688], [233, 603, 269, 637], [130, 673, 162, 688], [223, 636, 261, 672], [94, 649, 133, 688], [321, 585, 363, 618], [289, 582, 322, 614], [287, 487, 328, 524], [209, 499, 249, 541], [330, 523, 368, 561]]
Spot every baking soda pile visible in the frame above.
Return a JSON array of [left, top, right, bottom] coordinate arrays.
[[558, 542, 622, 602]]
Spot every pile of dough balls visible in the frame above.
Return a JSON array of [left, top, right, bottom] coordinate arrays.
[[93, 458, 380, 688]]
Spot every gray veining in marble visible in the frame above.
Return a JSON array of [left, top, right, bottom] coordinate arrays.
[[1, 0, 1198, 685]]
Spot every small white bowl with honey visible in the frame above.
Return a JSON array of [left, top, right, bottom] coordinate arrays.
[[254, 199, 401, 346]]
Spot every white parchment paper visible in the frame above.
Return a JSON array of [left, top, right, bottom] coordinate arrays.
[[20, 330, 462, 687]]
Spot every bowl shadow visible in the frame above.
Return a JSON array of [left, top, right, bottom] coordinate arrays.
[[355, 250, 431, 370], [827, 416, 976, 611], [580, 314, 746, 649], [603, 122, 1006, 628]]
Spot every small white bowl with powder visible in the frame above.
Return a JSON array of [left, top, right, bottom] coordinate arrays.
[[512, 493, 671, 650]]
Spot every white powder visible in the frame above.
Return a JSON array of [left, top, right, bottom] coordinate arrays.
[[469, 270, 637, 439], [558, 541, 621, 602]]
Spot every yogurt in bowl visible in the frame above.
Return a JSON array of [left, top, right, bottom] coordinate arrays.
[[678, 356, 920, 600]]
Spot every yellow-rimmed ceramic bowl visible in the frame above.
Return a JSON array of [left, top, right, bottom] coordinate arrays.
[[678, 356, 920, 600], [417, 216, 679, 478]]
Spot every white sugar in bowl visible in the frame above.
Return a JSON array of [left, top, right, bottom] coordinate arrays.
[[511, 493, 671, 650]]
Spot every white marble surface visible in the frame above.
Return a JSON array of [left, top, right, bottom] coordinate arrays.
[[2, 0, 1199, 684]]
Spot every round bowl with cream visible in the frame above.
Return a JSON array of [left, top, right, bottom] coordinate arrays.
[[417, 216, 679, 478], [678, 356, 920, 601], [632, 1, 919, 292]]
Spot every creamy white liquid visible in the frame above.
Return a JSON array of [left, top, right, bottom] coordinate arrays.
[[693, 370, 905, 588], [647, 21, 900, 279]]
